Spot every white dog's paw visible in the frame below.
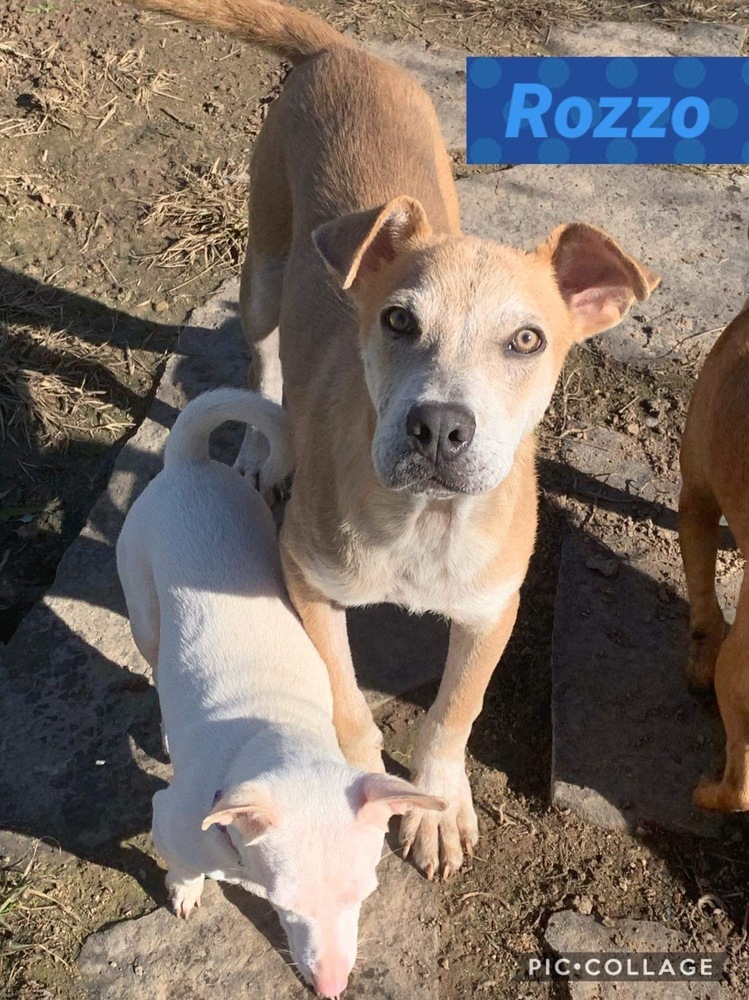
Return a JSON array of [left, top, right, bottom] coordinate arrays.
[[166, 872, 205, 920], [399, 757, 478, 880]]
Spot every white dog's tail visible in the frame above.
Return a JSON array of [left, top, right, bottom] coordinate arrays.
[[164, 388, 292, 484]]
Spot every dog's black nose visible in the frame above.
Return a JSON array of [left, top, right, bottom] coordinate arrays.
[[406, 402, 476, 465]]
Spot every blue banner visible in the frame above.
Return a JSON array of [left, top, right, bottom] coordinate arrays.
[[467, 57, 748, 165]]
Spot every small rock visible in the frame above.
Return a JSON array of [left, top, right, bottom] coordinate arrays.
[[438, 956, 449, 969], [152, 300, 169, 313], [585, 554, 619, 578], [572, 895, 594, 915]]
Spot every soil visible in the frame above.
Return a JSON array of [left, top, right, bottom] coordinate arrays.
[[1, 1, 748, 999]]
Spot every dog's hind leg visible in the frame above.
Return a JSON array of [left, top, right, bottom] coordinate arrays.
[[235, 112, 290, 490], [678, 481, 726, 693], [694, 578, 749, 812]]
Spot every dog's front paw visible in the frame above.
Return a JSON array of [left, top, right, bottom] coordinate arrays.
[[166, 872, 205, 920], [399, 757, 478, 880], [693, 776, 749, 813]]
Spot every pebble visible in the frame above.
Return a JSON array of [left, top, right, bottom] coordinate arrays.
[[152, 300, 169, 313]]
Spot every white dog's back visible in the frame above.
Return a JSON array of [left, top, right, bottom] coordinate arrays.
[[118, 461, 335, 765]]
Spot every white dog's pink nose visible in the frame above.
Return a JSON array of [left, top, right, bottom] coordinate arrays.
[[313, 958, 350, 998]]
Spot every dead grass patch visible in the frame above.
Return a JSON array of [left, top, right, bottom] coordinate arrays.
[[102, 46, 182, 114], [431, 0, 748, 29], [0, 843, 80, 998], [138, 158, 250, 274], [0, 283, 135, 449]]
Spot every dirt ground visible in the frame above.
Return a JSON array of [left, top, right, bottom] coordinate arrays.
[[1, 0, 748, 998]]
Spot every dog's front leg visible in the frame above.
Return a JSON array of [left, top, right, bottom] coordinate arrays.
[[281, 547, 385, 773], [400, 593, 520, 879]]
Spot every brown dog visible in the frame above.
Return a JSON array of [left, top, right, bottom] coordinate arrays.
[[132, 0, 660, 877], [679, 298, 749, 813]]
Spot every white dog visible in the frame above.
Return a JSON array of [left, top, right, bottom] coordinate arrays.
[[116, 388, 445, 998]]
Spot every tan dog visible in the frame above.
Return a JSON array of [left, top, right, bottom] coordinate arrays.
[[132, 0, 660, 877], [679, 298, 749, 814]]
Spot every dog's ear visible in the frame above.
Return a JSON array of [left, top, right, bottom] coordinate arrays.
[[201, 783, 278, 843], [354, 774, 447, 830], [312, 196, 431, 290], [539, 223, 660, 340]]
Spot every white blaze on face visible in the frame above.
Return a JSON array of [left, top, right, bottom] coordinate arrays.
[[358, 238, 569, 495]]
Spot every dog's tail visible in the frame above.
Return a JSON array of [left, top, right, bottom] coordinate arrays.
[[164, 388, 292, 484], [130, 0, 349, 64]]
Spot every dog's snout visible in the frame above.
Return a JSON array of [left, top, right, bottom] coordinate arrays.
[[406, 402, 476, 465], [313, 963, 350, 998]]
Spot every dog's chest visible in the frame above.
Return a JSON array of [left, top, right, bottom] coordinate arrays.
[[306, 505, 508, 625]]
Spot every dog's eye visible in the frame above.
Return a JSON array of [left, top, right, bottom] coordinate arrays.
[[381, 306, 418, 336], [508, 327, 545, 355]]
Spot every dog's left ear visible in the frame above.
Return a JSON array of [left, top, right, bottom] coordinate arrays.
[[201, 783, 278, 843], [313, 196, 431, 290], [354, 774, 447, 831], [539, 223, 660, 340]]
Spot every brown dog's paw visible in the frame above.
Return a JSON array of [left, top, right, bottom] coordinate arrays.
[[693, 777, 749, 813]]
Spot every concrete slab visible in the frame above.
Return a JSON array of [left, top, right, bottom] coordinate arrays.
[[365, 37, 467, 150], [546, 20, 746, 58], [550, 429, 743, 836], [78, 853, 440, 1000], [459, 167, 749, 364], [367, 20, 744, 154], [544, 910, 724, 999]]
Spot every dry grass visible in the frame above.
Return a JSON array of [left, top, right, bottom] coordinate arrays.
[[0, 325, 134, 448], [432, 0, 749, 29], [102, 46, 182, 113], [0, 278, 135, 450], [138, 158, 250, 273], [0, 843, 79, 998]]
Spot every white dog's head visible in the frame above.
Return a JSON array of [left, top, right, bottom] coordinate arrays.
[[203, 765, 445, 997], [314, 197, 659, 497]]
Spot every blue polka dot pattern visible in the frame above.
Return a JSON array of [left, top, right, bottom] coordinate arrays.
[[469, 59, 502, 90], [674, 138, 706, 164], [466, 56, 749, 165], [710, 98, 738, 130], [606, 138, 638, 164], [674, 58, 706, 89], [538, 58, 570, 89], [538, 138, 570, 164], [605, 58, 638, 90], [469, 137, 502, 164]]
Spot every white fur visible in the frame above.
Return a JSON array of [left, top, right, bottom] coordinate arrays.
[[117, 389, 444, 997], [305, 494, 518, 627]]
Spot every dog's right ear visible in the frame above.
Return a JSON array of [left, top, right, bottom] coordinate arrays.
[[312, 196, 431, 290], [201, 782, 278, 843]]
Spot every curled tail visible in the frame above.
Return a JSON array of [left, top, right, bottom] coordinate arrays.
[[130, 0, 349, 64], [164, 388, 292, 485]]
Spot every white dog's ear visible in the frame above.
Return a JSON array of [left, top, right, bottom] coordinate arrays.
[[538, 222, 660, 340], [201, 783, 278, 842], [312, 196, 431, 290], [355, 774, 447, 830]]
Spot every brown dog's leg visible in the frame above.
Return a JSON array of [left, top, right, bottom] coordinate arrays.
[[280, 545, 385, 773], [399, 593, 520, 879], [694, 580, 749, 812], [678, 483, 726, 692]]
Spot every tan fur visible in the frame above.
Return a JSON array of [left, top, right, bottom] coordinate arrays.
[[679, 301, 749, 813], [130, 0, 659, 874]]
